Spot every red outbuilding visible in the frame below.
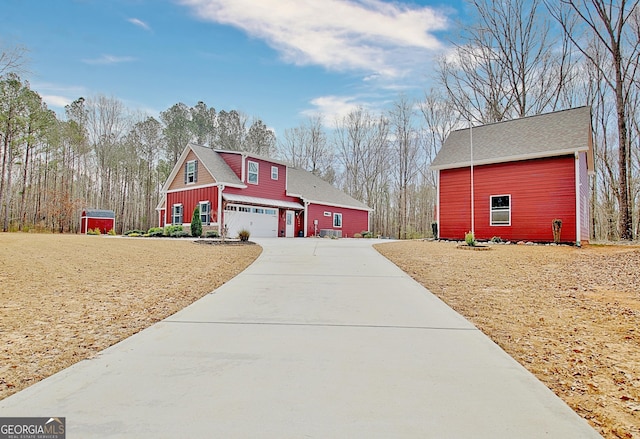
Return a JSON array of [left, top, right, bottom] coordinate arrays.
[[156, 144, 371, 238], [431, 107, 593, 245], [80, 209, 116, 234]]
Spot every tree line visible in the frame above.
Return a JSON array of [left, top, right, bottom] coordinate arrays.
[[1, 0, 639, 240]]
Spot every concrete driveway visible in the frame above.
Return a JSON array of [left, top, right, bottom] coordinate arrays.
[[0, 238, 601, 438]]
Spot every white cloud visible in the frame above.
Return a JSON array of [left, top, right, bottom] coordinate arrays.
[[302, 95, 367, 126], [128, 18, 151, 31], [30, 82, 86, 110], [82, 55, 136, 65], [179, 0, 448, 78], [41, 94, 73, 108]]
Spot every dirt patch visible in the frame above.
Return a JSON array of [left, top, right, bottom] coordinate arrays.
[[0, 233, 261, 401], [375, 240, 640, 439]]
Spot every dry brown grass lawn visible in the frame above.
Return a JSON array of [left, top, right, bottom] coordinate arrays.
[[375, 240, 640, 439], [0, 233, 261, 401]]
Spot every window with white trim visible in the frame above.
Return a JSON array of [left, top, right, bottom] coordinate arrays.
[[333, 213, 342, 228], [248, 161, 259, 184], [199, 201, 211, 225], [172, 204, 183, 224], [490, 195, 511, 226], [271, 166, 278, 180], [184, 160, 198, 184]]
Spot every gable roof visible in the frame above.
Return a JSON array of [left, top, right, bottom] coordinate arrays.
[[82, 209, 115, 218], [160, 143, 244, 192], [430, 106, 593, 171], [159, 143, 370, 211], [287, 167, 371, 211]]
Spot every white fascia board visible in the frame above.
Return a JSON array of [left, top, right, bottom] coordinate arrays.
[[429, 147, 590, 171]]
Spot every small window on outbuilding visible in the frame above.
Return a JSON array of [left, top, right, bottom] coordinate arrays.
[[333, 213, 342, 228], [271, 166, 278, 180], [490, 195, 511, 226]]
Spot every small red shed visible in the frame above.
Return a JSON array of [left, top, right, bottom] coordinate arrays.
[[431, 107, 593, 245], [80, 209, 115, 234]]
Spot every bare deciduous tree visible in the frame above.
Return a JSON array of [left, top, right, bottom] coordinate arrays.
[[439, 0, 573, 123], [547, 0, 639, 240]]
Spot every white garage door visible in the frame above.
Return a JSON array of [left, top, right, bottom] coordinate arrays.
[[224, 205, 279, 238]]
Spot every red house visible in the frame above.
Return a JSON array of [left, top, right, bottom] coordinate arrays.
[[430, 107, 593, 245], [157, 144, 371, 238], [80, 209, 115, 234]]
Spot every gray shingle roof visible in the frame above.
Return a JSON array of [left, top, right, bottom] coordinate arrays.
[[190, 144, 244, 186], [82, 209, 115, 218], [161, 143, 369, 211], [287, 167, 371, 211], [430, 107, 593, 170]]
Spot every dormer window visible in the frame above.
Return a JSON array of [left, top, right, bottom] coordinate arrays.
[[271, 166, 279, 180], [185, 160, 198, 184], [248, 160, 259, 184]]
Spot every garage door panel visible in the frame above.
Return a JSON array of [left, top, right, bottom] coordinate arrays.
[[224, 206, 278, 238]]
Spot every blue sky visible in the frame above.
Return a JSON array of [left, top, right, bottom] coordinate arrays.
[[2, 0, 467, 136]]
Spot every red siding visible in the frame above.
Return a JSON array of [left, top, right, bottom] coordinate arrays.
[[306, 204, 369, 238], [81, 217, 115, 234], [439, 156, 577, 242], [218, 152, 243, 178], [167, 186, 219, 225]]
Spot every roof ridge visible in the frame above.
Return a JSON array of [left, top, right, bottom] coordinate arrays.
[[450, 106, 590, 134]]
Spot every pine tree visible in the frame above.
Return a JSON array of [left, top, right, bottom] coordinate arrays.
[[191, 206, 202, 237]]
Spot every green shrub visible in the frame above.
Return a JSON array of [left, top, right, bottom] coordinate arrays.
[[191, 206, 202, 237], [128, 232, 141, 237], [465, 231, 476, 246], [124, 229, 145, 236], [205, 230, 219, 238], [107, 229, 117, 236], [164, 225, 183, 236], [238, 229, 251, 242], [353, 233, 363, 238], [147, 227, 164, 237], [361, 231, 373, 238], [87, 228, 101, 235], [171, 230, 190, 238]]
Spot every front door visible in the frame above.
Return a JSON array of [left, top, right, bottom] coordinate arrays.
[[285, 210, 295, 237]]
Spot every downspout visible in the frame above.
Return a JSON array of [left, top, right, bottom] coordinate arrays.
[[575, 152, 581, 247], [304, 201, 310, 237], [436, 169, 440, 239], [241, 154, 247, 183], [218, 184, 225, 234]]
